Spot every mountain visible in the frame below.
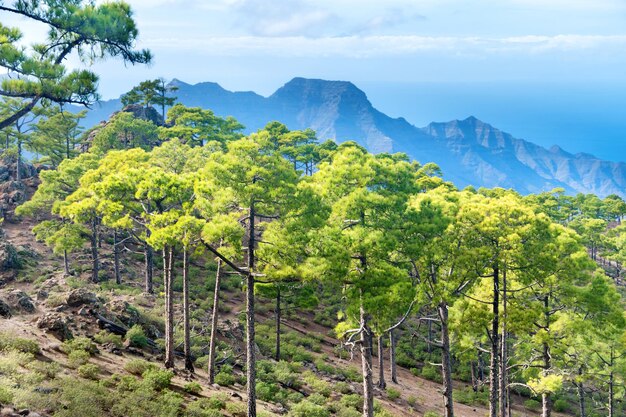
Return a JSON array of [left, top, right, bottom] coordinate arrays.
[[79, 77, 626, 198]]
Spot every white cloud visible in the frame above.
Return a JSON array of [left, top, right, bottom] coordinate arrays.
[[143, 34, 626, 58]]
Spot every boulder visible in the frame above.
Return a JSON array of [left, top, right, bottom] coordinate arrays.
[[0, 240, 19, 271], [6, 290, 35, 313], [36, 313, 72, 341], [105, 299, 140, 327], [66, 288, 98, 307], [0, 298, 11, 318]]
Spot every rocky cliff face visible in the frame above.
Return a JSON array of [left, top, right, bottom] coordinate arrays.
[[77, 78, 626, 198]]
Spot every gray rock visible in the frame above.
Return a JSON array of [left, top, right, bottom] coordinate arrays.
[[36, 313, 72, 341], [66, 288, 97, 307], [0, 298, 11, 318], [6, 290, 34, 313]]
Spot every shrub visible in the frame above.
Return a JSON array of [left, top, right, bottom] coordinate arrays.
[[342, 367, 362, 383], [424, 412, 442, 417], [142, 368, 173, 390], [67, 349, 90, 368], [308, 393, 326, 405], [0, 385, 13, 404], [314, 358, 335, 374], [289, 400, 330, 417], [184, 381, 203, 394], [387, 387, 400, 400], [225, 402, 246, 417], [340, 394, 363, 411], [407, 395, 418, 407], [94, 330, 123, 347], [524, 399, 541, 411], [186, 397, 226, 417], [62, 336, 97, 354], [303, 373, 331, 397], [421, 365, 442, 383], [553, 398, 569, 412], [214, 371, 235, 387], [124, 358, 157, 375], [26, 360, 61, 378], [125, 325, 148, 348], [78, 363, 100, 380], [256, 381, 280, 403], [0, 333, 39, 354]]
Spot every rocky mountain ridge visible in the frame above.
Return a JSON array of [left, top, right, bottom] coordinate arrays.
[[79, 77, 626, 198]]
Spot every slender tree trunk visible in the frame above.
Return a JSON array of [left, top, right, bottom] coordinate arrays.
[[66, 136, 70, 159], [246, 202, 257, 417], [499, 269, 508, 417], [163, 246, 175, 368], [608, 361, 614, 417], [275, 285, 281, 361], [90, 218, 99, 283], [489, 265, 500, 417], [427, 319, 433, 356], [63, 250, 70, 275], [114, 230, 121, 285], [144, 242, 153, 294], [377, 334, 386, 389], [360, 303, 374, 417], [183, 247, 193, 372], [471, 361, 478, 392], [576, 369, 586, 417], [389, 330, 398, 384], [208, 258, 222, 384], [541, 297, 551, 417], [439, 302, 454, 417], [16, 140, 21, 181]]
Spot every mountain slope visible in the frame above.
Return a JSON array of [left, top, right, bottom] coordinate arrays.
[[80, 78, 626, 198]]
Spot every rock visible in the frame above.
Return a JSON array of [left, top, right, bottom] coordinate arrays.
[[36, 313, 72, 341], [105, 299, 140, 327], [0, 298, 11, 318], [101, 342, 122, 355], [36, 290, 48, 301], [0, 240, 19, 271], [66, 288, 97, 307], [17, 410, 29, 416], [6, 290, 35, 313]]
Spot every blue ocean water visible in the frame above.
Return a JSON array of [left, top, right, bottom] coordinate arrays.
[[360, 81, 626, 164]]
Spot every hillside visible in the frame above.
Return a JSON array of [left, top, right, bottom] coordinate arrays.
[[79, 77, 626, 198]]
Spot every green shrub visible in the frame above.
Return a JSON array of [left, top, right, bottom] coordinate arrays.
[[124, 358, 157, 375], [386, 387, 400, 400], [125, 325, 148, 348], [62, 336, 97, 354], [142, 368, 173, 390], [340, 394, 363, 411], [67, 349, 90, 368], [407, 395, 418, 407], [289, 400, 330, 417], [334, 381, 352, 394], [421, 365, 442, 383], [0, 385, 13, 404], [225, 402, 246, 417], [184, 381, 203, 394], [77, 363, 100, 380], [454, 387, 489, 406], [186, 397, 226, 417], [256, 381, 280, 403], [314, 358, 335, 374], [94, 330, 123, 347], [308, 393, 327, 405], [553, 399, 569, 412], [524, 399, 541, 411], [0, 333, 40, 354], [26, 360, 61, 378], [424, 412, 442, 417], [214, 371, 235, 387], [342, 367, 362, 383], [303, 372, 331, 397]]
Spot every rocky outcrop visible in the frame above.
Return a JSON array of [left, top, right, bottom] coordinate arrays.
[[0, 298, 11, 318], [104, 299, 140, 328], [66, 289, 98, 307], [5, 290, 35, 313], [36, 313, 72, 341]]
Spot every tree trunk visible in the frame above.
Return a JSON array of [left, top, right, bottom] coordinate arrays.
[[16, 140, 21, 182], [144, 242, 153, 294], [246, 202, 257, 417], [90, 218, 99, 283], [541, 297, 551, 417], [389, 330, 398, 384], [499, 269, 508, 417], [471, 361, 478, 392], [360, 303, 374, 417], [439, 302, 454, 417], [275, 285, 281, 361], [163, 246, 175, 369], [113, 230, 121, 285], [427, 319, 433, 356], [377, 334, 386, 389], [66, 135, 70, 159], [576, 373, 586, 417], [63, 250, 70, 276], [208, 258, 222, 384], [183, 247, 193, 372], [608, 368, 614, 417], [489, 265, 500, 417]]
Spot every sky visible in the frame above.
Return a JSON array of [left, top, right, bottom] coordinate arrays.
[[4, 0, 626, 161]]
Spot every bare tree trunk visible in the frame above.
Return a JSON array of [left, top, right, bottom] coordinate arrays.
[[377, 334, 386, 389], [541, 296, 551, 417], [144, 242, 153, 294], [608, 368, 614, 417], [207, 258, 222, 384], [471, 361, 478, 392], [183, 247, 193, 372], [489, 265, 500, 417], [275, 285, 281, 361], [427, 319, 433, 356], [439, 302, 454, 417], [90, 217, 99, 283], [63, 250, 70, 275], [576, 370, 586, 417], [246, 203, 257, 417], [163, 246, 175, 369], [113, 230, 121, 285], [360, 303, 374, 417], [16, 140, 21, 182], [499, 269, 508, 417], [389, 330, 398, 384]]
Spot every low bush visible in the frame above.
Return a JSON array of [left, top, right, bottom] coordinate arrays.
[[0, 333, 39, 354], [94, 330, 123, 347], [62, 337, 97, 355], [125, 325, 148, 348], [524, 399, 541, 411], [77, 363, 100, 380], [184, 381, 203, 394], [67, 349, 90, 368], [387, 387, 400, 400], [289, 399, 330, 417], [124, 358, 157, 375], [142, 368, 174, 391]]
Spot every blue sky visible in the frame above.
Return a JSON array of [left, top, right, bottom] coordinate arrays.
[[5, 0, 626, 160]]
